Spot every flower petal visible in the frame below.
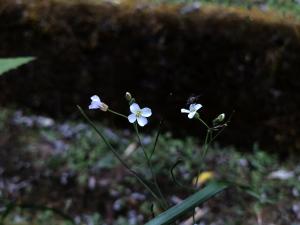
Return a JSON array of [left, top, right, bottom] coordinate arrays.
[[181, 108, 190, 114], [188, 111, 196, 119], [194, 104, 202, 111], [189, 103, 197, 111], [137, 117, 148, 127], [91, 95, 101, 102], [141, 107, 152, 117], [128, 114, 137, 123], [89, 95, 103, 109], [130, 103, 140, 114], [89, 101, 101, 110]]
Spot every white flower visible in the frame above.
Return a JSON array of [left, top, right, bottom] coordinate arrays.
[[128, 103, 152, 127], [181, 103, 202, 119], [89, 95, 108, 111]]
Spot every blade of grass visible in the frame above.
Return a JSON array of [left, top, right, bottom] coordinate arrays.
[[145, 182, 228, 225], [170, 159, 185, 187], [0, 57, 35, 76], [150, 120, 163, 159]]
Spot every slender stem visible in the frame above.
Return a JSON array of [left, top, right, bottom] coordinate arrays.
[[77, 106, 163, 207], [194, 129, 211, 189], [197, 117, 210, 129], [107, 109, 128, 119], [170, 160, 195, 191], [150, 120, 163, 159], [134, 123, 149, 161], [201, 129, 213, 162], [133, 123, 169, 209], [191, 114, 229, 222]]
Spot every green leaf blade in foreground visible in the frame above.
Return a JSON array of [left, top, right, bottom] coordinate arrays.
[[0, 57, 35, 76], [145, 182, 228, 225]]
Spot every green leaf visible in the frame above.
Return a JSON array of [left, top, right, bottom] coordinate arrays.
[[0, 57, 35, 76], [145, 182, 228, 225]]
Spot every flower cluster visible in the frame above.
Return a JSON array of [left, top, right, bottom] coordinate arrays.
[[88, 93, 206, 127], [80, 92, 228, 224]]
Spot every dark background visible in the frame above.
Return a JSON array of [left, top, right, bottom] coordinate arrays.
[[0, 0, 300, 153]]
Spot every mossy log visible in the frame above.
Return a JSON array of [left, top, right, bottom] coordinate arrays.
[[0, 0, 300, 153]]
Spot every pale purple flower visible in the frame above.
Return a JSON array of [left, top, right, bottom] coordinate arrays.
[[128, 103, 152, 127], [89, 95, 108, 111], [181, 103, 202, 119]]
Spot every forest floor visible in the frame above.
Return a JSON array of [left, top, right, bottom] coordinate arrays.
[[1, 108, 300, 225]]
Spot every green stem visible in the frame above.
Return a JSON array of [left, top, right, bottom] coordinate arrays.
[[194, 129, 211, 189], [170, 159, 198, 192], [201, 129, 213, 163], [150, 120, 163, 159], [107, 109, 128, 119], [77, 106, 163, 206], [133, 123, 169, 209], [197, 117, 210, 129]]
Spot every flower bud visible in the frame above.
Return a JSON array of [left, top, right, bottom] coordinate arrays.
[[213, 113, 225, 125], [125, 92, 132, 101], [217, 113, 225, 122]]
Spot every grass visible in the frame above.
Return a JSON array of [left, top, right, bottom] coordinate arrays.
[[1, 108, 300, 224]]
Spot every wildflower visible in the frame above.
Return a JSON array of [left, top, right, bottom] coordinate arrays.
[[181, 103, 202, 119], [88, 95, 108, 111], [128, 103, 152, 127], [193, 171, 214, 187]]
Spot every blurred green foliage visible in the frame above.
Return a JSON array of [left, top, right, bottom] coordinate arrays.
[[1, 108, 299, 224]]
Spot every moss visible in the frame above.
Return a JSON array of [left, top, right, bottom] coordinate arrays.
[[0, 0, 300, 153]]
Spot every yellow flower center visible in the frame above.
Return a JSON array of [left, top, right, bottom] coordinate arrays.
[[136, 111, 142, 118]]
